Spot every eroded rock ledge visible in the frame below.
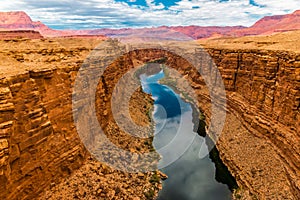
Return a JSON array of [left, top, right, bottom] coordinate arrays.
[[0, 38, 299, 199], [0, 30, 43, 40]]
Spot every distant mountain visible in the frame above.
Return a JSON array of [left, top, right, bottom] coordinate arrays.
[[0, 11, 62, 37], [232, 10, 300, 36], [86, 26, 246, 40], [167, 25, 245, 39], [0, 10, 300, 39], [0, 11, 244, 39], [0, 11, 33, 27], [0, 11, 104, 38]]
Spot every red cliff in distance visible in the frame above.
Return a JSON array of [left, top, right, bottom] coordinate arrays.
[[232, 10, 300, 36], [0, 11, 62, 37], [0, 11, 105, 38], [0, 11, 34, 27]]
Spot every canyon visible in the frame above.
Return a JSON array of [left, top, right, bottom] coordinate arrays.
[[0, 28, 299, 199]]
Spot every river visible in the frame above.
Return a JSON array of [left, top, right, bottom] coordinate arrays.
[[140, 69, 232, 200]]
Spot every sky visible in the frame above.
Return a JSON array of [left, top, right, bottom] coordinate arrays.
[[0, 0, 300, 29]]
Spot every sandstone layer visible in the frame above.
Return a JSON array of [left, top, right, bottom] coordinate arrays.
[[163, 46, 300, 199], [0, 30, 43, 40], [0, 38, 161, 200]]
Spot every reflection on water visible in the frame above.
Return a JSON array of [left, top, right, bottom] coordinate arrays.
[[140, 69, 231, 200]]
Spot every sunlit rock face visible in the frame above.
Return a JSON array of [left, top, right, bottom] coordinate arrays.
[[0, 11, 34, 28]]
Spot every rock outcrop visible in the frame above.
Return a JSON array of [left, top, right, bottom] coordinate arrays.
[[0, 66, 87, 199], [0, 11, 34, 28], [0, 30, 43, 39], [197, 48, 299, 199], [0, 38, 162, 200]]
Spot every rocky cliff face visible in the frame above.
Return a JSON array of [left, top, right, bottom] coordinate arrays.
[[0, 11, 33, 28], [0, 38, 161, 200], [0, 38, 299, 199], [0, 66, 87, 199], [0, 38, 96, 199], [162, 47, 299, 199], [0, 30, 43, 39], [203, 48, 299, 199]]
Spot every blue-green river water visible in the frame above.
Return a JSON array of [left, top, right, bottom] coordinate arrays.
[[140, 70, 232, 200]]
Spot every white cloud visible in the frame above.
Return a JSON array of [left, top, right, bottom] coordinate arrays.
[[0, 0, 299, 29], [146, 0, 165, 10]]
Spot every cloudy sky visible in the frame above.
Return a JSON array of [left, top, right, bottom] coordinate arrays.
[[0, 0, 300, 29]]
